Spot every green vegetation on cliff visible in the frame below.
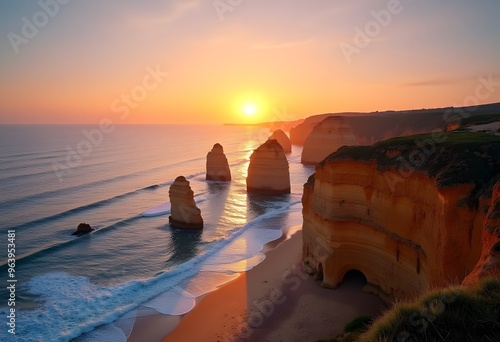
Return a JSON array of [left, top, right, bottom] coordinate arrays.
[[322, 132, 500, 207], [327, 278, 500, 342]]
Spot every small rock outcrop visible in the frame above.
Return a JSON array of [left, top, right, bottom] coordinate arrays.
[[268, 129, 292, 153], [72, 223, 94, 236], [206, 143, 231, 181], [247, 139, 290, 195], [169, 176, 203, 230], [301, 116, 359, 165]]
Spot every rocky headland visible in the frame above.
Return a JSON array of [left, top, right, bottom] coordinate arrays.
[[246, 139, 291, 195], [301, 116, 359, 165], [206, 143, 231, 181], [291, 104, 500, 166], [169, 176, 204, 230], [302, 132, 500, 301]]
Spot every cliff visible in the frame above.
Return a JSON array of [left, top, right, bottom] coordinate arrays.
[[301, 116, 359, 165], [206, 143, 231, 181], [169, 176, 204, 230], [302, 132, 500, 301], [463, 178, 500, 285], [246, 139, 291, 195], [291, 103, 500, 148], [268, 129, 292, 153]]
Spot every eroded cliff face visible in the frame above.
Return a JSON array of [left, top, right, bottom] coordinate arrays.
[[301, 117, 359, 165], [302, 133, 500, 301], [463, 179, 500, 285]]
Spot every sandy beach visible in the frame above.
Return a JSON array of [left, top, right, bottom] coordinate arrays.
[[129, 228, 385, 342]]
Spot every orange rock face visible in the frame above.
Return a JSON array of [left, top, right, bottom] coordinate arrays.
[[302, 160, 492, 300], [206, 143, 231, 181], [169, 176, 203, 230], [463, 179, 500, 285], [268, 129, 292, 153], [246, 139, 290, 195], [301, 128, 500, 302], [301, 117, 359, 165]]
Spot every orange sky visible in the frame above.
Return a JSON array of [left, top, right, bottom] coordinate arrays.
[[1, 1, 500, 124]]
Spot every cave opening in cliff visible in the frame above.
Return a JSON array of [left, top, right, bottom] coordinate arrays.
[[315, 263, 324, 281], [341, 270, 367, 288]]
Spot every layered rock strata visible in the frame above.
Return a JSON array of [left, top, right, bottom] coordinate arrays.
[[169, 176, 203, 230], [247, 139, 290, 195], [206, 143, 231, 181], [301, 116, 359, 165], [302, 132, 500, 301], [268, 129, 292, 153]]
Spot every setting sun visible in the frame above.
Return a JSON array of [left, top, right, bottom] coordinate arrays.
[[243, 103, 257, 116]]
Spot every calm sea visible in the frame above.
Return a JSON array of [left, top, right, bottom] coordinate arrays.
[[0, 124, 313, 341]]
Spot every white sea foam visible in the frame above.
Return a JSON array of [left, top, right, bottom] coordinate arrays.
[[1, 201, 301, 341], [141, 202, 171, 217]]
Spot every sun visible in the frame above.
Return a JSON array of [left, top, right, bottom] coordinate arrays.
[[243, 103, 258, 116]]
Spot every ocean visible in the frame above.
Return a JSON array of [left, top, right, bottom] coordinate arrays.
[[0, 124, 313, 341]]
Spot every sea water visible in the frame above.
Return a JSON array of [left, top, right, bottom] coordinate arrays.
[[0, 124, 314, 341]]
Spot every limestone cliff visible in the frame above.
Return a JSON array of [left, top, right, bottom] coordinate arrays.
[[169, 176, 204, 230], [301, 116, 359, 165], [206, 143, 231, 181], [268, 129, 292, 153], [463, 178, 500, 285], [302, 132, 500, 301], [290, 103, 500, 146], [247, 139, 290, 195]]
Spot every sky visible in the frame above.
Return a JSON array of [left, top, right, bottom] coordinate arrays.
[[1, 0, 500, 124]]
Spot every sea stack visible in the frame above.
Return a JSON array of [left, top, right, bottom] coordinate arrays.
[[206, 143, 231, 181], [301, 116, 359, 165], [268, 129, 292, 153], [168, 176, 203, 230], [246, 139, 290, 194]]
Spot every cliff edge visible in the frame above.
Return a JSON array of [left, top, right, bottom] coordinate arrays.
[[302, 132, 500, 301]]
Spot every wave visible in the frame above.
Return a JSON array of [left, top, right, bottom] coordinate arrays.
[[1, 170, 207, 232], [0, 153, 211, 208], [0, 201, 301, 342]]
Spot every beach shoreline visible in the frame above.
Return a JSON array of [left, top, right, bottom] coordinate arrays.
[[128, 227, 385, 342]]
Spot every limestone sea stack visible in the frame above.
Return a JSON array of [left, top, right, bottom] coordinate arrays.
[[168, 176, 203, 230], [301, 116, 359, 165], [268, 129, 292, 153], [206, 143, 231, 181], [302, 132, 500, 301], [247, 139, 290, 195]]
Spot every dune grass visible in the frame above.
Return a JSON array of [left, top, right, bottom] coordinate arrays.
[[327, 278, 500, 342]]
